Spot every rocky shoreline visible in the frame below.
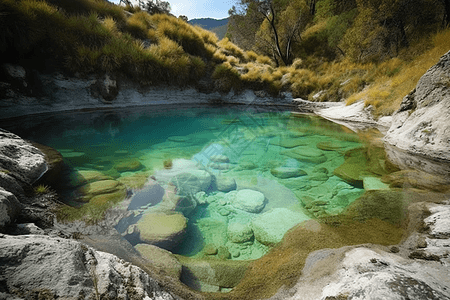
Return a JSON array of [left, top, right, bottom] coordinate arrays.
[[1, 52, 450, 299]]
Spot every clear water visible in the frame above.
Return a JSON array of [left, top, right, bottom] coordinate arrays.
[[1, 105, 367, 260]]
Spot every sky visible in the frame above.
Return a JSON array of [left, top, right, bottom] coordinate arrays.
[[111, 0, 233, 20]]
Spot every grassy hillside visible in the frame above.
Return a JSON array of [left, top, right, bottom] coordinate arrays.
[[226, 0, 450, 116], [1, 0, 449, 117]]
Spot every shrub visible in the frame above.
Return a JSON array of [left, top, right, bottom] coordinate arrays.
[[218, 38, 246, 62], [213, 62, 242, 93]]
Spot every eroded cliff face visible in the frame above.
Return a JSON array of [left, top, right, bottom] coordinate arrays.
[[384, 50, 450, 162]]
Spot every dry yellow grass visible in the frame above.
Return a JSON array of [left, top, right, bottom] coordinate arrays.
[[346, 28, 450, 116]]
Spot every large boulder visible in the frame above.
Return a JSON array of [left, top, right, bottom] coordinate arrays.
[[385, 50, 450, 161], [0, 234, 175, 300], [0, 129, 47, 191]]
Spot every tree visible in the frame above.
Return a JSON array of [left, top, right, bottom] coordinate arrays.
[[227, 1, 266, 50], [254, 0, 311, 66], [178, 15, 188, 22], [341, 0, 443, 62], [143, 0, 171, 15]]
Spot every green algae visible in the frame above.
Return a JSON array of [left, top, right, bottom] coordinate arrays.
[[56, 185, 127, 223]]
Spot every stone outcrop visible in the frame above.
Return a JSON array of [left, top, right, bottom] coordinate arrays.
[[385, 50, 450, 162], [0, 129, 51, 232], [0, 129, 47, 193], [0, 234, 176, 300], [0, 66, 295, 119], [274, 246, 450, 300]]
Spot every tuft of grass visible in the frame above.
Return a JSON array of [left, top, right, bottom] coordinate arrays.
[[152, 14, 208, 58], [126, 11, 155, 40], [34, 184, 51, 195], [217, 38, 246, 62]]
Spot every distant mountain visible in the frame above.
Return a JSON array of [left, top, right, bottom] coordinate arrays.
[[189, 18, 228, 30], [189, 18, 229, 40]]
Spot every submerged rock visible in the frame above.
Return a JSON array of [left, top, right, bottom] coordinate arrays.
[[270, 137, 307, 148], [114, 158, 144, 172], [134, 243, 182, 278], [270, 167, 307, 179], [136, 212, 187, 250], [281, 147, 327, 164], [215, 176, 237, 192], [69, 170, 112, 187], [251, 208, 310, 246], [382, 169, 450, 192], [231, 189, 266, 213], [227, 222, 254, 243], [77, 179, 126, 203], [177, 255, 251, 288], [333, 146, 398, 187], [169, 170, 212, 196]]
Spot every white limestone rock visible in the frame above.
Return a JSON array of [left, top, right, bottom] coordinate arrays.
[[269, 246, 450, 300], [0, 129, 47, 191], [385, 50, 450, 161], [0, 234, 175, 300]]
